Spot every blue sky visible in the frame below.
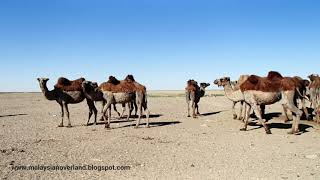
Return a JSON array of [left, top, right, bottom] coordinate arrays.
[[1, 0, 320, 91]]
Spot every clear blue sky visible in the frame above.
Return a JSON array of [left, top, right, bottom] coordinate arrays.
[[1, 0, 320, 91]]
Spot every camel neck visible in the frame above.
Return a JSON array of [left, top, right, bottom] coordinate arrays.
[[40, 82, 56, 101], [223, 82, 235, 98], [200, 88, 206, 97]]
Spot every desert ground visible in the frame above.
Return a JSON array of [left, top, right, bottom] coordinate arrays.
[[0, 91, 320, 180]]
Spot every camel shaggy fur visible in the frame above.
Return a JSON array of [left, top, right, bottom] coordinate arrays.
[[37, 77, 97, 127]]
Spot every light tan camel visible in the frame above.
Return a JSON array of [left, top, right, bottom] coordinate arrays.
[[37, 77, 97, 127], [240, 71, 303, 134], [185, 80, 210, 118], [214, 76, 248, 120]]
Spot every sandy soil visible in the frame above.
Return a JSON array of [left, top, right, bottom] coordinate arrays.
[[0, 91, 320, 180]]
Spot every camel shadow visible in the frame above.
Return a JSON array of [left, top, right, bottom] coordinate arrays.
[[128, 114, 163, 119], [249, 112, 282, 121], [248, 122, 313, 133], [0, 114, 28, 118], [86, 119, 136, 126], [264, 112, 282, 121], [112, 121, 181, 129], [201, 111, 223, 117]]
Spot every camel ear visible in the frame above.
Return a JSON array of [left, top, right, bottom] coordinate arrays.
[[37, 78, 40, 82]]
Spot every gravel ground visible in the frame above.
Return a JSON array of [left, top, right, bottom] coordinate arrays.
[[0, 92, 319, 180]]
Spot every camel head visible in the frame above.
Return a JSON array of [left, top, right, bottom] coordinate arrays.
[[37, 78, 49, 86], [308, 74, 319, 81], [200, 83, 210, 89], [213, 77, 230, 87]]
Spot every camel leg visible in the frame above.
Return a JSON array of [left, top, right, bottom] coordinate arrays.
[[301, 98, 310, 120], [240, 103, 251, 131], [113, 104, 121, 118], [99, 101, 106, 121], [102, 101, 112, 129], [237, 101, 243, 120], [143, 103, 150, 128], [86, 99, 97, 126], [192, 101, 196, 118], [63, 103, 72, 128], [126, 103, 131, 121], [316, 109, 320, 124], [253, 103, 271, 134], [58, 103, 64, 127], [187, 100, 191, 117], [134, 101, 138, 116], [282, 104, 290, 123], [232, 102, 237, 119], [135, 103, 142, 128], [196, 104, 200, 115], [240, 102, 247, 122], [119, 103, 126, 119], [283, 92, 303, 134]]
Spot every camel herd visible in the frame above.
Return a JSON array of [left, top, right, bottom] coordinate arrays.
[[37, 72, 320, 135], [37, 75, 149, 129]]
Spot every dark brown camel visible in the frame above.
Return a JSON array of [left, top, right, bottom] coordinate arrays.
[[185, 79, 210, 118], [37, 77, 97, 127]]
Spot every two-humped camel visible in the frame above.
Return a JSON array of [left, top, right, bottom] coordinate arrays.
[[93, 75, 149, 129], [308, 74, 320, 123], [37, 77, 97, 127], [81, 76, 138, 123], [240, 71, 303, 134], [185, 80, 210, 118]]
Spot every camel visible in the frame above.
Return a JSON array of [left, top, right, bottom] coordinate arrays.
[[84, 75, 150, 129], [185, 80, 210, 118], [308, 74, 320, 123], [214, 76, 249, 120], [37, 77, 97, 127], [289, 76, 310, 120], [81, 80, 137, 123], [240, 71, 303, 134]]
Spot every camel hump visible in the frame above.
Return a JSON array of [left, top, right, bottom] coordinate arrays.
[[125, 75, 135, 82], [55, 77, 85, 91], [267, 71, 283, 80], [107, 76, 120, 85], [186, 79, 199, 91], [247, 75, 260, 85]]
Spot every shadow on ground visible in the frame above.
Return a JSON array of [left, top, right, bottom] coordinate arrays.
[[113, 121, 181, 129], [247, 121, 313, 134], [0, 114, 28, 118], [201, 111, 224, 117]]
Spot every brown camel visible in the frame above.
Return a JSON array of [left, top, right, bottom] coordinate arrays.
[[37, 77, 97, 127], [308, 74, 320, 123], [185, 80, 210, 118], [81, 79, 136, 122], [84, 75, 150, 129], [240, 71, 303, 134]]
